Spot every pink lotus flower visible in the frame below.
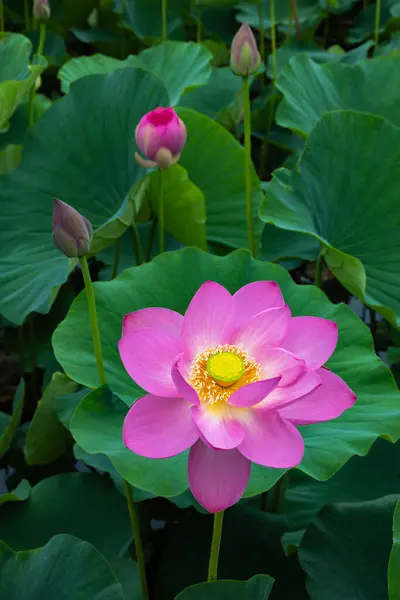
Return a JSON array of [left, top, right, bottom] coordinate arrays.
[[119, 281, 356, 513], [135, 107, 187, 170]]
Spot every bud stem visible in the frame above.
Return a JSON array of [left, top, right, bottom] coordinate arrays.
[[161, 0, 167, 41], [79, 255, 107, 386], [242, 76, 256, 258], [258, 0, 265, 79], [28, 22, 46, 127], [158, 169, 165, 254], [79, 255, 149, 600]]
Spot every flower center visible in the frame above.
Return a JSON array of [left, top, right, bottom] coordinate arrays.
[[189, 344, 261, 405], [206, 351, 245, 387]]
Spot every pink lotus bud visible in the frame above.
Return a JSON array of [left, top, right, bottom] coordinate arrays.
[[52, 198, 93, 258], [134, 107, 187, 170], [230, 22, 261, 77], [33, 0, 51, 20]]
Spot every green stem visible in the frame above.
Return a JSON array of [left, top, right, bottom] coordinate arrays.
[[132, 222, 143, 266], [111, 238, 121, 280], [286, 0, 293, 41], [270, 0, 277, 83], [258, 0, 265, 80], [24, 0, 30, 31], [242, 76, 256, 258], [37, 21, 46, 56], [161, 0, 167, 41], [158, 169, 165, 255], [79, 256, 107, 386], [374, 0, 381, 49], [28, 23, 46, 127], [146, 217, 157, 262], [124, 481, 149, 600], [314, 251, 324, 288], [207, 511, 224, 582], [0, 1, 4, 32]]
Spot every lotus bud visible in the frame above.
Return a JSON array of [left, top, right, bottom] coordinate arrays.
[[33, 0, 51, 20], [52, 198, 93, 258], [230, 22, 261, 77], [134, 107, 187, 170]]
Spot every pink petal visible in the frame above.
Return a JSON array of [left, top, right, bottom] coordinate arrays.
[[278, 368, 356, 425], [281, 316, 338, 369], [257, 369, 322, 411], [238, 410, 304, 468], [118, 329, 182, 397], [257, 348, 305, 382], [191, 404, 245, 449], [233, 281, 285, 327], [181, 282, 235, 359], [171, 359, 200, 405], [231, 306, 291, 361], [123, 394, 199, 459], [228, 377, 281, 407], [122, 307, 183, 338], [188, 440, 251, 513]]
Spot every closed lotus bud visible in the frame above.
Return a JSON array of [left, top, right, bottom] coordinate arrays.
[[134, 107, 187, 170], [52, 198, 93, 258], [33, 0, 50, 20], [230, 22, 261, 77]]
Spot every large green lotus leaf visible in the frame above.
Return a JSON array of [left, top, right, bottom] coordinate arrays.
[[174, 575, 274, 599], [59, 42, 212, 106], [284, 438, 400, 531], [267, 40, 373, 78], [276, 54, 400, 136], [147, 164, 207, 250], [53, 248, 400, 488], [260, 111, 400, 327], [299, 495, 399, 600], [0, 67, 169, 325], [179, 67, 242, 121], [389, 498, 400, 600], [24, 373, 78, 465], [262, 224, 319, 263], [0, 472, 139, 598], [0, 534, 124, 600], [176, 108, 263, 250], [0, 34, 47, 131], [71, 386, 190, 496]]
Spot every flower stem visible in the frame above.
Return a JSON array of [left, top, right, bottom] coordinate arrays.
[[24, 0, 30, 30], [79, 256, 107, 386], [290, 0, 301, 40], [158, 169, 165, 255], [28, 22, 46, 127], [374, 0, 381, 50], [242, 76, 256, 258], [111, 238, 121, 280], [314, 251, 324, 289], [258, 0, 265, 84], [124, 481, 149, 600], [161, 0, 167, 41], [132, 222, 143, 266], [146, 217, 157, 262], [207, 510, 224, 582], [0, 1, 4, 32]]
